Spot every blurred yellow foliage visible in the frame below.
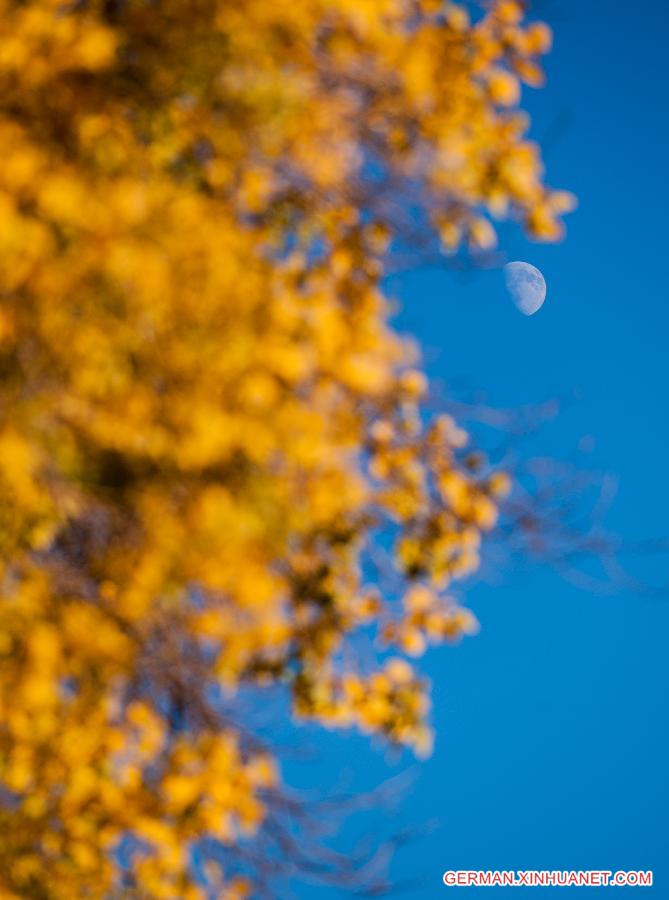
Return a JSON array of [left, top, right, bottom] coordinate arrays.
[[0, 0, 570, 894]]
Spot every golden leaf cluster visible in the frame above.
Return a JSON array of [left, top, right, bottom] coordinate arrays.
[[0, 0, 569, 894]]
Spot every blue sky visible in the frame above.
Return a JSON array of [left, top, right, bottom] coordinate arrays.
[[289, 1, 669, 895]]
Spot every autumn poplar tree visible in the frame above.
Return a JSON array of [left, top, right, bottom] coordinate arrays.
[[0, 0, 573, 895]]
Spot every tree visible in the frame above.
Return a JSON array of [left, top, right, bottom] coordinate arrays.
[[0, 0, 574, 895]]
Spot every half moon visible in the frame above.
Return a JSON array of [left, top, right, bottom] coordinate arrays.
[[504, 261, 547, 316]]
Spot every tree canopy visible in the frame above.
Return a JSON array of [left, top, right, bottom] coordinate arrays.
[[0, 0, 572, 895]]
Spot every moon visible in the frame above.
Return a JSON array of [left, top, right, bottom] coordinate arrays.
[[504, 261, 547, 316]]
